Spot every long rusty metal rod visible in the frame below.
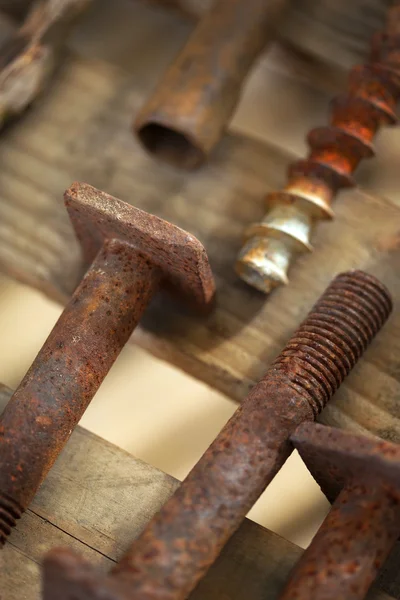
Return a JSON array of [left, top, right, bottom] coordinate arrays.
[[0, 182, 215, 546], [134, 0, 290, 169], [236, 1, 400, 293], [279, 423, 400, 600], [0, 0, 90, 126], [42, 270, 392, 600]]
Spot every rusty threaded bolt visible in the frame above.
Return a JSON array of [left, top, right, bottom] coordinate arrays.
[[279, 422, 400, 600], [42, 270, 392, 600], [0, 182, 215, 546], [236, 2, 400, 293]]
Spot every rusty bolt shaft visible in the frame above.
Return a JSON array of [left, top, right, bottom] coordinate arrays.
[[236, 2, 400, 293], [0, 182, 215, 546], [0, 242, 159, 543], [280, 423, 400, 600], [280, 483, 400, 600], [42, 271, 392, 600], [134, 0, 290, 169]]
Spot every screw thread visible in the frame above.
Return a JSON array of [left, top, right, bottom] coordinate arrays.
[[270, 271, 392, 417], [104, 272, 391, 600], [236, 4, 400, 293], [0, 492, 22, 546]]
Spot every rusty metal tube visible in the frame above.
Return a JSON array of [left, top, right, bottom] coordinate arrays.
[[0, 242, 160, 544], [134, 0, 290, 169]]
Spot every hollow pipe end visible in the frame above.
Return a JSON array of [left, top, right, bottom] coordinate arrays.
[[236, 235, 290, 294], [133, 116, 207, 170]]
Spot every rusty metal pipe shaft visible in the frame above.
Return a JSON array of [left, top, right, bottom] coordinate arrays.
[[236, 1, 400, 293], [280, 423, 400, 599], [0, 182, 215, 545], [134, 0, 290, 169], [42, 270, 392, 600]]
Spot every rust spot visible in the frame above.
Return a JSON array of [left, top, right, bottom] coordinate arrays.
[[0, 182, 215, 546], [35, 416, 52, 427], [237, 2, 400, 292], [134, 0, 290, 168], [280, 423, 400, 600], [42, 271, 392, 600]]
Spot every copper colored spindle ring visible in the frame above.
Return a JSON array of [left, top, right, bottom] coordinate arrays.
[[236, 2, 400, 293]]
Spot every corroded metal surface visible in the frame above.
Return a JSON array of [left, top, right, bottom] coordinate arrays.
[[134, 0, 289, 169], [42, 271, 392, 600], [0, 0, 90, 125], [0, 182, 215, 546], [236, 1, 400, 293], [279, 423, 400, 600]]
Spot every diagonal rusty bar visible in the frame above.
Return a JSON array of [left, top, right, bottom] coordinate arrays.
[[42, 271, 392, 600], [279, 423, 400, 600]]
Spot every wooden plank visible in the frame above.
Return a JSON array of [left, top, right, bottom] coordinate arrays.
[[0, 385, 395, 600], [0, 0, 399, 443], [144, 0, 390, 70], [0, 389, 297, 598]]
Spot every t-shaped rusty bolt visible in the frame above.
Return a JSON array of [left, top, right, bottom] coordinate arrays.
[[0, 0, 90, 125], [279, 423, 400, 600], [42, 271, 392, 600], [0, 182, 215, 545]]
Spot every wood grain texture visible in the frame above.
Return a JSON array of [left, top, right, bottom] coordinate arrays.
[[0, 2, 399, 599], [0, 385, 396, 600], [146, 0, 390, 69], [0, 0, 399, 444]]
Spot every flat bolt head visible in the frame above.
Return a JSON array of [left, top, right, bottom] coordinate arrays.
[[291, 423, 400, 502], [65, 182, 215, 312], [42, 548, 132, 600]]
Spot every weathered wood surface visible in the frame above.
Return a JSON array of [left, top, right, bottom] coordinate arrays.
[[0, 384, 396, 600], [0, 0, 399, 443], [147, 0, 390, 69], [10, 0, 386, 70]]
